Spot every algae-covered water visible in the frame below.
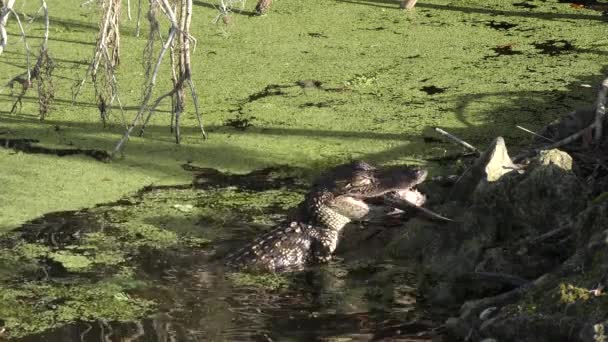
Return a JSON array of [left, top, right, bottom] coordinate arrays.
[[0, 167, 435, 340], [1, 0, 608, 339], [1, 0, 607, 228]]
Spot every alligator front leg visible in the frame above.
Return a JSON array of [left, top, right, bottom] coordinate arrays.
[[310, 229, 340, 263]]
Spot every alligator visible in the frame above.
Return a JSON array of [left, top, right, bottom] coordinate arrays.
[[225, 161, 428, 272]]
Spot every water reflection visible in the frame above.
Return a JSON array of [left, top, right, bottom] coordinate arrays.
[[15, 256, 433, 341]]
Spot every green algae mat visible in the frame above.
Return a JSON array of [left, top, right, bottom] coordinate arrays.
[[0, 0, 607, 338], [1, 0, 606, 229]]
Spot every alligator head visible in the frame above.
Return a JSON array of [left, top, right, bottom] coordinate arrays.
[[303, 160, 428, 228]]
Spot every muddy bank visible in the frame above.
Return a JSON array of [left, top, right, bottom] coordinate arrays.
[[387, 129, 608, 341]]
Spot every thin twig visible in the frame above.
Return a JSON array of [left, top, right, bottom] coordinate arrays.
[[188, 78, 207, 139], [434, 127, 480, 154], [516, 125, 554, 143], [8, 8, 31, 82], [593, 77, 608, 143], [135, 0, 142, 36], [0, 0, 16, 55], [112, 26, 177, 156]]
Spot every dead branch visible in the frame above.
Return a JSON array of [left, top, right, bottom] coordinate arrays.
[[2, 0, 54, 119], [434, 127, 480, 154], [7, 7, 32, 80], [111, 22, 176, 156], [73, 0, 122, 127], [0, 0, 16, 55], [593, 76, 608, 142], [34, 0, 54, 120], [113, 0, 206, 156], [135, 0, 142, 36], [516, 125, 554, 143]]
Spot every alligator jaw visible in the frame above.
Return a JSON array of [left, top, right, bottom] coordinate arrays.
[[384, 190, 454, 222]]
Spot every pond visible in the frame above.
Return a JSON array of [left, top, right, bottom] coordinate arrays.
[[2, 167, 440, 341]]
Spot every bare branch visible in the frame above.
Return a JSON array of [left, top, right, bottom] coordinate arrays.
[[112, 25, 177, 156], [7, 8, 32, 81], [135, 0, 142, 36], [434, 127, 480, 154], [593, 77, 608, 142], [0, 0, 16, 55], [516, 125, 554, 143]]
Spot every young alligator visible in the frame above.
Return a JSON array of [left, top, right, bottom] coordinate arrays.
[[225, 161, 428, 272]]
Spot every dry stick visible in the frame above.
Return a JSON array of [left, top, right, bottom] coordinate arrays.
[[0, 0, 16, 55], [8, 8, 31, 81], [36, 0, 52, 120], [175, 0, 187, 144], [434, 127, 480, 154], [127, 0, 132, 20], [40, 0, 49, 50], [73, 0, 113, 101], [101, 47, 127, 126], [168, 41, 178, 133], [138, 0, 179, 137], [184, 0, 205, 138], [135, 0, 142, 36], [182, 0, 207, 139], [111, 26, 177, 157], [139, 0, 206, 141], [516, 125, 554, 143], [139, 86, 178, 136], [188, 78, 207, 139], [593, 77, 608, 143], [386, 195, 454, 222], [6, 8, 33, 113]]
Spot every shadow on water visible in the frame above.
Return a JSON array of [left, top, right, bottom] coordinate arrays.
[[5, 166, 436, 341]]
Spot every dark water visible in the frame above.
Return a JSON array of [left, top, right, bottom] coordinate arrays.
[[12, 245, 433, 341]]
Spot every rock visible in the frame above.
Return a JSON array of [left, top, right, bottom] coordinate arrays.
[[533, 149, 573, 171], [450, 137, 518, 201]]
